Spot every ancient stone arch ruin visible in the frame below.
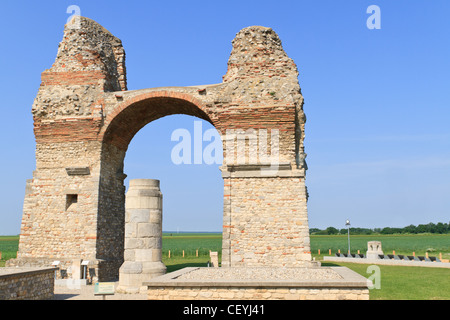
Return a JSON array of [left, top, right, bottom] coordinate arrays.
[[10, 17, 312, 281]]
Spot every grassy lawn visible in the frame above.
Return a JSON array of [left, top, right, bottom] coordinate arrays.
[[161, 233, 222, 272], [0, 236, 19, 267], [163, 256, 213, 273], [321, 261, 450, 300], [162, 232, 222, 258]]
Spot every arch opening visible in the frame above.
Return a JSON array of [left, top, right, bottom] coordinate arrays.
[[124, 114, 224, 232], [97, 94, 224, 278]]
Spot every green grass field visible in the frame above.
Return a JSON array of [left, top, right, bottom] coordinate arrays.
[[161, 233, 222, 272], [0, 236, 19, 265], [162, 232, 222, 258], [3, 233, 447, 261], [310, 234, 450, 258], [2, 233, 449, 299]]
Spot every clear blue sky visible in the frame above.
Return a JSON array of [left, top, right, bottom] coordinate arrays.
[[0, 0, 449, 234]]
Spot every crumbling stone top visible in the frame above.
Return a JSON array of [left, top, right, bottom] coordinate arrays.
[[223, 25, 294, 83]]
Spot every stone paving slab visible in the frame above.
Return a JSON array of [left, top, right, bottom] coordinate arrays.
[[144, 267, 371, 288]]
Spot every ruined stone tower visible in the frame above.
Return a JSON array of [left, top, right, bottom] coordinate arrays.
[[9, 17, 311, 280]]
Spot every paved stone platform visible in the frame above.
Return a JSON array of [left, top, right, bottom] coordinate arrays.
[[144, 267, 371, 300]]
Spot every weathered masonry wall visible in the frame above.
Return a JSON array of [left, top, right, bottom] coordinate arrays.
[[222, 175, 310, 267], [11, 17, 311, 280], [0, 268, 55, 300], [148, 286, 369, 300], [18, 141, 102, 260]]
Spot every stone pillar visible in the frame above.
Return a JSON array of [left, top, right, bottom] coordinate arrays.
[[221, 166, 312, 267], [210, 252, 219, 268], [71, 259, 82, 280], [117, 179, 166, 293], [366, 241, 383, 260]]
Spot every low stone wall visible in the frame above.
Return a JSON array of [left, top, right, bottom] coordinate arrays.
[[0, 267, 56, 300], [148, 286, 369, 300], [6, 257, 104, 282], [145, 267, 370, 300]]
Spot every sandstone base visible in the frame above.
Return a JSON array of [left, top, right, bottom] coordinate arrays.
[[117, 261, 166, 294]]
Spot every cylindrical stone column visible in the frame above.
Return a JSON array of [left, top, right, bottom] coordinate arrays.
[[117, 179, 166, 293]]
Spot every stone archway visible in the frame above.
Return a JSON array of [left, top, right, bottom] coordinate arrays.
[[10, 17, 313, 281], [95, 92, 223, 279], [100, 91, 217, 149]]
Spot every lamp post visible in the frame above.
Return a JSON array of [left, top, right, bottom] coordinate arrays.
[[345, 219, 351, 255]]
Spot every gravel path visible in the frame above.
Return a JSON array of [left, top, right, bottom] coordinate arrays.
[[176, 267, 343, 281]]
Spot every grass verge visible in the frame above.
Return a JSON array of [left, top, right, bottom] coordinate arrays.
[[321, 261, 450, 300]]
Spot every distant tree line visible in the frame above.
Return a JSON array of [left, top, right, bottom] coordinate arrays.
[[309, 222, 450, 235]]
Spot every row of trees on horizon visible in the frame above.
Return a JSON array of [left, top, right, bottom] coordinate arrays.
[[310, 222, 450, 235]]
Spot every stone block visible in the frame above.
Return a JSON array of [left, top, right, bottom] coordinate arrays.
[[137, 223, 160, 238], [71, 259, 82, 280], [125, 209, 150, 223], [142, 261, 166, 275], [210, 252, 219, 267], [149, 210, 162, 224], [119, 261, 142, 274], [123, 249, 135, 261], [124, 223, 137, 238], [135, 249, 155, 261], [126, 197, 161, 210], [125, 238, 144, 250]]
